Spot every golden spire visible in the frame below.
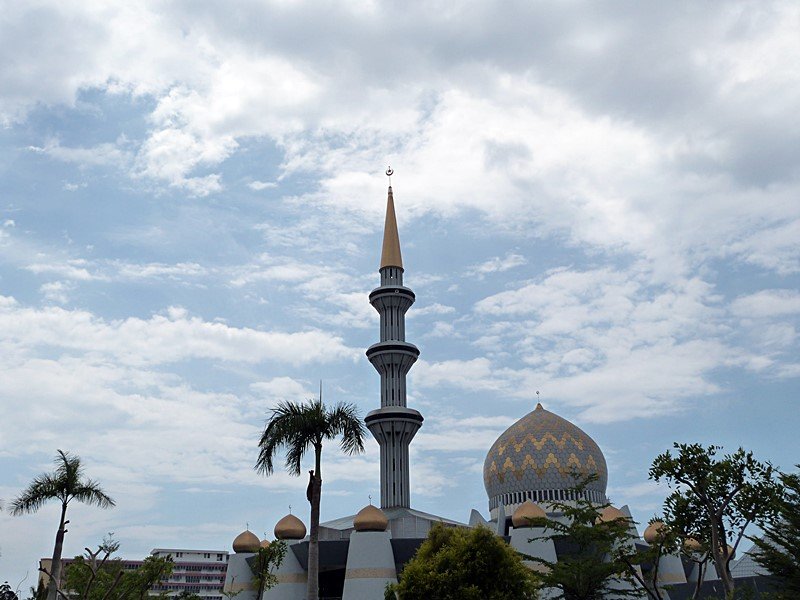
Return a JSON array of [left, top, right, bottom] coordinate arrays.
[[380, 167, 403, 269]]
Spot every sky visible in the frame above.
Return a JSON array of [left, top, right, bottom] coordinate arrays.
[[1, 0, 799, 590]]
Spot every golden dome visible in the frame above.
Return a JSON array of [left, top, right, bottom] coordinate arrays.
[[274, 514, 307, 540], [260, 538, 270, 549], [644, 521, 668, 544], [511, 500, 547, 528], [232, 529, 260, 553], [353, 504, 389, 532], [596, 506, 628, 524], [483, 404, 608, 514], [683, 537, 703, 553]]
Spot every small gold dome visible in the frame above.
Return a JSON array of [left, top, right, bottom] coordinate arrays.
[[232, 529, 260, 553], [260, 538, 270, 549], [353, 504, 388, 532], [644, 521, 668, 544], [511, 500, 547, 528], [596, 506, 628, 524], [274, 514, 307, 540], [683, 537, 703, 553]]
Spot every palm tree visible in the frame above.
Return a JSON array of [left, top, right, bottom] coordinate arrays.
[[11, 450, 115, 600], [255, 395, 366, 600]]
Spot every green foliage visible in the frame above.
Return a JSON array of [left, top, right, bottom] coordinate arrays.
[[248, 541, 287, 597], [615, 518, 684, 600], [62, 537, 173, 600], [173, 592, 201, 600], [255, 398, 366, 477], [526, 476, 641, 600], [1, 582, 20, 600], [386, 523, 538, 600], [10, 450, 115, 516], [26, 580, 47, 600], [649, 443, 780, 596], [750, 465, 800, 598]]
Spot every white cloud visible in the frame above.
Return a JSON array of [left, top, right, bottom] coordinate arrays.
[[466, 253, 527, 277], [248, 180, 278, 191], [731, 289, 800, 318], [26, 259, 106, 281], [113, 261, 209, 280], [250, 376, 313, 409], [29, 139, 132, 169], [414, 303, 456, 316], [0, 296, 359, 366], [39, 281, 74, 304]]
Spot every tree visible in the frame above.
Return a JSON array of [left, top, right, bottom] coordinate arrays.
[[62, 535, 173, 600], [615, 518, 682, 600], [248, 541, 287, 599], [11, 451, 115, 600], [386, 523, 538, 600], [525, 476, 641, 600], [659, 494, 715, 600], [1, 582, 20, 600], [649, 443, 780, 598], [255, 396, 366, 600], [750, 465, 800, 598]]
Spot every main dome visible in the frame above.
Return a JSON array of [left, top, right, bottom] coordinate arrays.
[[483, 403, 608, 516]]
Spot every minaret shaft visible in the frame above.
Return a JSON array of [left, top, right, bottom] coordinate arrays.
[[366, 185, 423, 509]]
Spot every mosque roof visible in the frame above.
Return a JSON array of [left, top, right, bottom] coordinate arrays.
[[483, 403, 608, 508], [321, 506, 464, 531]]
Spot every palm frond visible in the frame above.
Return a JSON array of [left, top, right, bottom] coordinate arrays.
[[71, 480, 115, 508], [256, 400, 320, 476], [255, 397, 365, 478], [328, 402, 366, 455], [10, 474, 60, 515]]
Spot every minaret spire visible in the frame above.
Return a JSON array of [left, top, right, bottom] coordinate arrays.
[[365, 168, 423, 509], [380, 183, 403, 269]]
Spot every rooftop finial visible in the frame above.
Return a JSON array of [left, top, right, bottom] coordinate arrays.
[[385, 166, 393, 185]]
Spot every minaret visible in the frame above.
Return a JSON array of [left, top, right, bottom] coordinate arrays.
[[365, 174, 423, 509]]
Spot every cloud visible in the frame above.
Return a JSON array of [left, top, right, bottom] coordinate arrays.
[[112, 261, 209, 280], [29, 140, 132, 169], [466, 253, 527, 278], [414, 303, 456, 317], [248, 180, 278, 191], [25, 259, 107, 281], [250, 376, 313, 409], [0, 296, 359, 367], [731, 289, 800, 319], [39, 281, 74, 304]]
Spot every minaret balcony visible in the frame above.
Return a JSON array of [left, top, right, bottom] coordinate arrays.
[[365, 406, 424, 440], [369, 285, 415, 312], [366, 341, 419, 374]]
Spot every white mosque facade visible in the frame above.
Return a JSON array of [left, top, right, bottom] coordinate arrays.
[[221, 180, 767, 600]]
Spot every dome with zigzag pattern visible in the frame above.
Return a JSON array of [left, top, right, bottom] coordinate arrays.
[[483, 403, 608, 517]]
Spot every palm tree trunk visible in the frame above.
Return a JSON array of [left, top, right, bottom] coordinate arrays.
[[306, 447, 322, 600], [46, 503, 68, 600]]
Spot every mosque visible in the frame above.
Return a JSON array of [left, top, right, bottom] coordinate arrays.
[[221, 178, 768, 599]]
